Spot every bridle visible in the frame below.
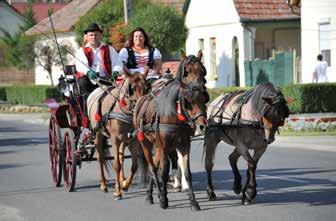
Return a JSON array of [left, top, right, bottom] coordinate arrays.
[[178, 82, 208, 128]]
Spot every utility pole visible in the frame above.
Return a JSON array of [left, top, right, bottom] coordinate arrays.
[[123, 0, 134, 24]]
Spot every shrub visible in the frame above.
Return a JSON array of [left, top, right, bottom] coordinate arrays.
[[5, 85, 60, 105], [282, 83, 336, 113]]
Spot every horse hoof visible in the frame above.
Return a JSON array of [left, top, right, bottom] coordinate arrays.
[[145, 195, 154, 205], [172, 186, 181, 193], [242, 193, 253, 205], [207, 192, 216, 201], [233, 185, 242, 194], [190, 202, 201, 211], [242, 198, 253, 205], [160, 200, 169, 209], [100, 187, 108, 193], [113, 192, 122, 200]]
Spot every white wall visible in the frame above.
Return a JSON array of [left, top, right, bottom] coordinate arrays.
[[185, 0, 247, 88], [35, 32, 79, 85], [301, 0, 336, 83]]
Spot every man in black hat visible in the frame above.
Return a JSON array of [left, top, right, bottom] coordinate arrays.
[[75, 22, 123, 125]]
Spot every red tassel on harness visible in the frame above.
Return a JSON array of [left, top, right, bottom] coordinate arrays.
[[137, 131, 144, 141], [119, 98, 127, 108], [82, 116, 89, 128], [94, 112, 102, 122], [176, 101, 186, 121]]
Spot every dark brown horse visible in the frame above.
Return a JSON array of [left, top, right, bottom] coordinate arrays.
[[133, 53, 209, 210], [87, 73, 147, 199], [204, 83, 290, 204]]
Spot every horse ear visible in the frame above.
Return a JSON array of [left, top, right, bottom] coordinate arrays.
[[180, 49, 187, 61], [262, 96, 274, 105], [197, 50, 203, 60], [286, 96, 295, 104]]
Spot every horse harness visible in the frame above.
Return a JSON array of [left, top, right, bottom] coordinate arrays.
[[136, 81, 207, 136]]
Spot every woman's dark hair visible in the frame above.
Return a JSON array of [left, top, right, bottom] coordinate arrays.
[[127, 27, 152, 48]]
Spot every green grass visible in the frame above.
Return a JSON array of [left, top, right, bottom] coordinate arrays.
[[278, 130, 336, 136]]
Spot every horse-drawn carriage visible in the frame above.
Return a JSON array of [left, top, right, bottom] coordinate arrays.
[[48, 65, 117, 192]]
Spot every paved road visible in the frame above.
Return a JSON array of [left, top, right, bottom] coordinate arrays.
[[0, 113, 336, 221]]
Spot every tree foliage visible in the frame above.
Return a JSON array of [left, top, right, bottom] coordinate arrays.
[[127, 4, 188, 54], [0, 3, 36, 69]]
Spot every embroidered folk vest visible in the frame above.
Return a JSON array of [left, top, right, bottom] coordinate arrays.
[[77, 45, 112, 78], [126, 47, 154, 69]]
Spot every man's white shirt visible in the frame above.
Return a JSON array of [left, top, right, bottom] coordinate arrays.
[[75, 43, 123, 77], [315, 61, 328, 83]]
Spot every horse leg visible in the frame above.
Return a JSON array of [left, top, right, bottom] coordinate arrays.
[[157, 148, 169, 209], [140, 140, 160, 205], [176, 150, 189, 192], [95, 133, 108, 193], [236, 143, 258, 205], [110, 136, 122, 200], [122, 140, 139, 191], [169, 150, 181, 192], [229, 148, 242, 194], [118, 142, 126, 188], [178, 146, 201, 211], [204, 131, 220, 201]]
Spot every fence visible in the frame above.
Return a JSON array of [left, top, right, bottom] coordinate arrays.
[[244, 51, 295, 87], [0, 67, 34, 85]]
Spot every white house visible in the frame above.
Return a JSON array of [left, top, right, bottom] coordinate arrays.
[[0, 1, 25, 37], [185, 0, 300, 88], [25, 0, 101, 85], [301, 0, 336, 83]]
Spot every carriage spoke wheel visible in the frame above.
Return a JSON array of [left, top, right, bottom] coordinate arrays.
[[48, 117, 63, 187], [63, 129, 77, 192]]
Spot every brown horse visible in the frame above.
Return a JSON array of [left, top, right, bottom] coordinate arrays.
[[133, 53, 209, 210], [87, 73, 147, 199], [204, 83, 290, 204]]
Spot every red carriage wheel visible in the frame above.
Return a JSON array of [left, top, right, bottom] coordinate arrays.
[[63, 128, 77, 192], [48, 116, 63, 187]]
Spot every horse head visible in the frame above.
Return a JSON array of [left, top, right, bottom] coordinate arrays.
[[178, 50, 207, 85], [121, 72, 148, 110], [260, 87, 290, 144], [179, 81, 209, 134]]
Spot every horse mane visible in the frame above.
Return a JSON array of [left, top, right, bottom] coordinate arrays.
[[249, 82, 281, 116], [155, 80, 180, 118]]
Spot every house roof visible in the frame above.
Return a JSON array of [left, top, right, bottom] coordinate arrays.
[[25, 0, 101, 36], [233, 0, 300, 21], [12, 3, 67, 23]]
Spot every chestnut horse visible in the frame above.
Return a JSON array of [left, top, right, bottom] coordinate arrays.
[[204, 83, 290, 204], [133, 52, 209, 210], [87, 73, 147, 199]]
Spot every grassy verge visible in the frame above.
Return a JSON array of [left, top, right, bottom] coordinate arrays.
[[278, 130, 336, 136]]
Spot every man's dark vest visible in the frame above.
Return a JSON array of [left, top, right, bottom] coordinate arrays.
[[126, 47, 154, 69]]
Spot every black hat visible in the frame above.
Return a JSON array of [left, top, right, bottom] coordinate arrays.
[[84, 23, 103, 34]]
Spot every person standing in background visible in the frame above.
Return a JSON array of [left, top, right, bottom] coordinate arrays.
[[312, 54, 328, 83]]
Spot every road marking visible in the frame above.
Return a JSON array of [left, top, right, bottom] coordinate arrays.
[[258, 174, 309, 183]]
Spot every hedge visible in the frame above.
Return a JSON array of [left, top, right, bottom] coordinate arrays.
[[208, 83, 336, 114], [282, 83, 336, 113], [0, 85, 60, 105], [0, 83, 335, 113]]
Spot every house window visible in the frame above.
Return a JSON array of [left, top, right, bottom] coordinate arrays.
[[319, 23, 331, 66], [210, 37, 217, 79], [198, 38, 204, 63]]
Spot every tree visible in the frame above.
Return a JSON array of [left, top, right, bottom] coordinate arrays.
[[127, 4, 188, 55], [35, 40, 73, 86], [0, 2, 36, 69], [75, 0, 149, 45]]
